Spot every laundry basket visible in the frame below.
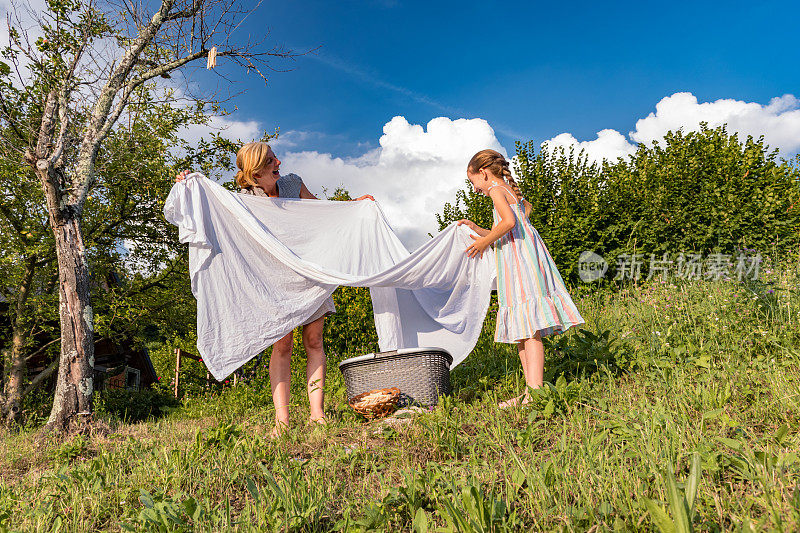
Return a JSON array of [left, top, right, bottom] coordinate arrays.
[[338, 347, 452, 406]]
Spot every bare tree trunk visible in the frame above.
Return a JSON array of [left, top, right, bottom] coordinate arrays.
[[3, 255, 36, 425], [44, 206, 95, 433]]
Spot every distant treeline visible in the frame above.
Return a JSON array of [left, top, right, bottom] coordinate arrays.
[[437, 124, 800, 284]]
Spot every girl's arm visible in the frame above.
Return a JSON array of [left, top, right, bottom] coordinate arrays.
[[465, 188, 516, 258], [457, 219, 490, 237]]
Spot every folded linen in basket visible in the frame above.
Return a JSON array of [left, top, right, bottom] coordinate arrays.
[[163, 174, 496, 380]]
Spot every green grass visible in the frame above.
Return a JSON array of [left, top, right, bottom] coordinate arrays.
[[1, 256, 799, 532]]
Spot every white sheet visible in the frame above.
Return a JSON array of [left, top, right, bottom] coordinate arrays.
[[163, 174, 496, 380]]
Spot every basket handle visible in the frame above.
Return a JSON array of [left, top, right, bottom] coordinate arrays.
[[374, 350, 399, 358]]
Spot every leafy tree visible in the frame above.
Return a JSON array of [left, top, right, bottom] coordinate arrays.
[[324, 286, 380, 360], [0, 0, 295, 431], [324, 188, 382, 358], [0, 153, 58, 424], [0, 79, 249, 424]]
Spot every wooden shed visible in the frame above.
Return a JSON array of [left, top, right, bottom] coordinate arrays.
[[26, 337, 159, 392]]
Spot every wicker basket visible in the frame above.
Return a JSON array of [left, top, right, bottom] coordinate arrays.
[[338, 347, 452, 406], [349, 387, 401, 419]]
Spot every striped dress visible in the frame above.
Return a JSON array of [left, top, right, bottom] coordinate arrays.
[[489, 183, 585, 343]]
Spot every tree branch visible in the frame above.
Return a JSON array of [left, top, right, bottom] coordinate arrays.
[[0, 96, 27, 143], [34, 90, 58, 159], [126, 256, 183, 296], [49, 33, 91, 168], [25, 337, 61, 363], [163, 0, 203, 22], [23, 358, 58, 397], [71, 0, 179, 207], [94, 49, 207, 145]]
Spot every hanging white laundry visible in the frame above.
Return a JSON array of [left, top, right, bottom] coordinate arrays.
[[163, 174, 496, 380]]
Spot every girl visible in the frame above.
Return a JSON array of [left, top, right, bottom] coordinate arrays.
[[458, 149, 585, 408], [177, 142, 373, 436]]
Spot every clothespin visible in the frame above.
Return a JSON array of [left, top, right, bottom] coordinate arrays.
[[206, 46, 218, 70]]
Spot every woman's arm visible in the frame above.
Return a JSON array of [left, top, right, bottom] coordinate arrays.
[[522, 199, 532, 218], [299, 181, 374, 201], [299, 182, 319, 200], [465, 189, 515, 258]]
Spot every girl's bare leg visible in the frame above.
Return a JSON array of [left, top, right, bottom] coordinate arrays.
[[270, 332, 294, 434], [517, 340, 530, 385], [302, 317, 327, 422], [522, 331, 544, 394], [500, 332, 543, 409], [499, 341, 528, 408]]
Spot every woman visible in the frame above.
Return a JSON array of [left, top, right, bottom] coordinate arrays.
[[177, 142, 373, 437]]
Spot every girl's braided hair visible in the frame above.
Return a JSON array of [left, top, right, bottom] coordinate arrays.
[[467, 149, 521, 198]]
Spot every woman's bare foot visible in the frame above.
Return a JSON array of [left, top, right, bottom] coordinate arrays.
[[498, 394, 526, 409], [309, 415, 328, 426], [270, 421, 288, 439]]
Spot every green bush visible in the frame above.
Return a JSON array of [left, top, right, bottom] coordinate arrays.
[[543, 328, 634, 381], [439, 124, 800, 284], [147, 333, 221, 398], [324, 286, 380, 359]]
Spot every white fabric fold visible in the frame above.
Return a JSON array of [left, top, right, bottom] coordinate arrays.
[[163, 174, 496, 380]]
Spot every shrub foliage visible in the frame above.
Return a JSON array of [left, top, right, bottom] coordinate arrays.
[[438, 124, 800, 282]]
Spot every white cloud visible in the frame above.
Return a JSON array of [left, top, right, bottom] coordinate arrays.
[[269, 130, 316, 150], [177, 114, 262, 146], [544, 129, 636, 164], [276, 93, 800, 249], [631, 92, 800, 153], [280, 116, 505, 248], [544, 92, 800, 164]]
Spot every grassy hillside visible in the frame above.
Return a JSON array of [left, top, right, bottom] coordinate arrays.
[[1, 257, 798, 532]]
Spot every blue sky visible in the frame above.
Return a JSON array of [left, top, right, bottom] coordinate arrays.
[[174, 0, 800, 246], [191, 0, 800, 157]]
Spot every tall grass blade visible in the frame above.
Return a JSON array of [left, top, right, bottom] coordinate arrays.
[[665, 468, 692, 533], [645, 499, 676, 533], [685, 452, 701, 519]]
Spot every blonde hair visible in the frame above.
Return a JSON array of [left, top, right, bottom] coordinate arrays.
[[467, 149, 521, 198], [235, 142, 275, 189]]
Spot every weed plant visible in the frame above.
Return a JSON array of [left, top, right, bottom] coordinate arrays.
[[0, 257, 798, 531]]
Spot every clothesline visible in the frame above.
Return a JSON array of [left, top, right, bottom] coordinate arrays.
[[164, 174, 496, 380]]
